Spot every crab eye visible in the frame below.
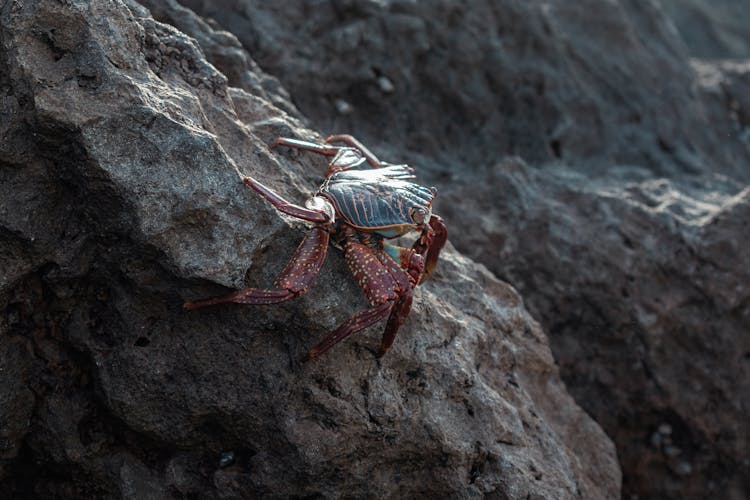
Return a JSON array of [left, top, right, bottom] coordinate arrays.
[[409, 206, 427, 224]]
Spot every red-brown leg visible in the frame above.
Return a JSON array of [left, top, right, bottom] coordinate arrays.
[[374, 248, 424, 357], [184, 227, 329, 310], [242, 177, 333, 223], [378, 291, 413, 357], [273, 136, 369, 174], [273, 137, 341, 156], [304, 302, 393, 361], [324, 134, 382, 168], [412, 214, 448, 283], [304, 241, 407, 360]]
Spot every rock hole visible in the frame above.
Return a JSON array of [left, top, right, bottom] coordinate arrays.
[[550, 139, 562, 158], [464, 399, 475, 417], [658, 136, 674, 153], [134, 337, 150, 347], [469, 462, 481, 483]]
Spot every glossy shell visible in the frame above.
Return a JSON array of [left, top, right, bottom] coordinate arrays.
[[319, 165, 435, 235]]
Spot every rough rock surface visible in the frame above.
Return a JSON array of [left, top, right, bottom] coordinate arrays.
[[182, 0, 750, 181], [440, 163, 750, 499], [660, 0, 750, 59], [176, 1, 750, 498], [0, 0, 619, 498]]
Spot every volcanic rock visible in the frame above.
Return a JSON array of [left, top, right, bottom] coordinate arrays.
[[175, 1, 750, 498], [0, 0, 619, 498]]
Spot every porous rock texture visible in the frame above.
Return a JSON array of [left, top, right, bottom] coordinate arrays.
[[0, 0, 620, 498], [177, 0, 750, 498]]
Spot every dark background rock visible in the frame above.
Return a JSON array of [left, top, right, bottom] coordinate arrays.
[[172, 0, 750, 498], [660, 0, 750, 59], [181, 0, 750, 181], [0, 0, 619, 498]]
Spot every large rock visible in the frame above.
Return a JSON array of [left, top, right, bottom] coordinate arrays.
[[181, 0, 750, 182], [0, 335, 34, 481], [0, 0, 619, 497], [175, 1, 750, 498], [660, 0, 750, 59], [440, 160, 750, 499]]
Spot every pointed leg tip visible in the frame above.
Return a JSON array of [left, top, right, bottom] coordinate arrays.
[[301, 350, 317, 363]]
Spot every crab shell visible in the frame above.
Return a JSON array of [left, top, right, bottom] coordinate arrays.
[[318, 164, 436, 238]]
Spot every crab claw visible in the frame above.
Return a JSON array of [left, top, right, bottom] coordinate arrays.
[[418, 215, 448, 283]]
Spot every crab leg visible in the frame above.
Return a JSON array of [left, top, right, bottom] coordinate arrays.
[[304, 241, 419, 360], [274, 136, 370, 174], [378, 291, 414, 356], [243, 177, 331, 223], [304, 302, 393, 361], [412, 214, 448, 283], [324, 134, 383, 167], [276, 134, 381, 168], [376, 247, 426, 356], [273, 137, 342, 156], [184, 227, 329, 310]]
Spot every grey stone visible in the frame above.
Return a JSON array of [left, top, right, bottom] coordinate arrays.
[[181, 0, 750, 181], [0, 0, 619, 498], [440, 158, 750, 498], [178, 1, 750, 498], [0, 336, 34, 480], [660, 0, 750, 59]]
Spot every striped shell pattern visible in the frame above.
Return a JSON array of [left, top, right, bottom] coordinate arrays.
[[319, 165, 435, 233]]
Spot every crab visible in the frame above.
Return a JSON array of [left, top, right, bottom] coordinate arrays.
[[183, 135, 447, 360]]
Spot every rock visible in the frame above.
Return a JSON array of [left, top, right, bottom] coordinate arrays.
[[179, 1, 750, 498], [134, 0, 300, 117], [182, 0, 750, 182], [0, 0, 619, 498], [659, 0, 750, 59], [0, 335, 34, 481], [439, 159, 750, 499]]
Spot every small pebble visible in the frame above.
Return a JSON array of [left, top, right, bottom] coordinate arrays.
[[658, 423, 672, 435], [334, 99, 352, 114], [674, 461, 692, 476], [663, 445, 681, 458], [650, 432, 662, 448], [377, 75, 395, 93], [219, 451, 235, 468]]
